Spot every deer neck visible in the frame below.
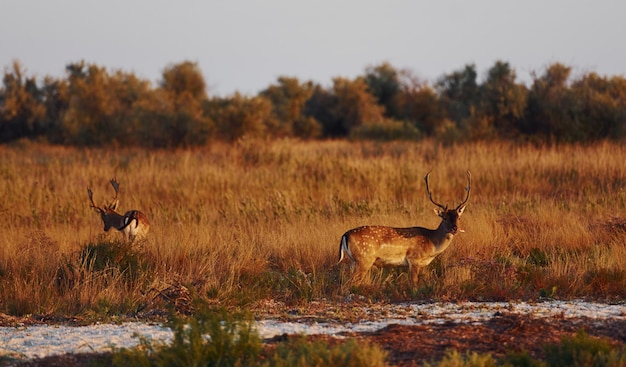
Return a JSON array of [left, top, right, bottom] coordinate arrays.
[[432, 221, 457, 253], [105, 211, 126, 230]]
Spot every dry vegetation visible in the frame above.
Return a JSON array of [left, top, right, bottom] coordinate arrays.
[[0, 139, 625, 318]]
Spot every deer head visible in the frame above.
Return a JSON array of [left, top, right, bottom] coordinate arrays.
[[87, 178, 123, 232], [424, 170, 471, 235]]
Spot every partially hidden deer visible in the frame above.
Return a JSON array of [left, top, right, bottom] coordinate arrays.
[[338, 170, 471, 285], [87, 178, 150, 243]]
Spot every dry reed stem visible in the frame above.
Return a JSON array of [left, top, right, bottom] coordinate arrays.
[[0, 139, 624, 316]]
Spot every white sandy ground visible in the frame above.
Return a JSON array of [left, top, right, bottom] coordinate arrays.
[[0, 300, 624, 360]]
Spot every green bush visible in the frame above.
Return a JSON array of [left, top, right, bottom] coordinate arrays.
[[424, 331, 626, 366], [78, 239, 145, 281], [543, 330, 626, 367], [425, 350, 497, 367], [110, 300, 389, 367], [500, 350, 544, 367], [349, 119, 422, 141], [113, 306, 262, 367], [264, 337, 388, 367]]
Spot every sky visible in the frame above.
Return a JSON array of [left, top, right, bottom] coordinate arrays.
[[2, 0, 625, 97]]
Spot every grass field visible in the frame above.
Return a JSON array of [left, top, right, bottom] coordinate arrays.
[[0, 138, 624, 317]]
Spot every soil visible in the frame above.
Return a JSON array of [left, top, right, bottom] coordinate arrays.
[[350, 313, 626, 366], [8, 312, 626, 367]]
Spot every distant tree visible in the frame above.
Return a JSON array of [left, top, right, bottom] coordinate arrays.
[[61, 61, 154, 146], [260, 76, 321, 138], [39, 76, 69, 143], [61, 62, 115, 145], [570, 73, 626, 140], [155, 61, 214, 147], [5, 57, 626, 145], [134, 89, 213, 148], [331, 77, 386, 135], [394, 70, 444, 136], [0, 60, 47, 142], [160, 61, 207, 101], [479, 61, 528, 137], [206, 93, 275, 142], [524, 63, 577, 141], [364, 62, 401, 119], [436, 64, 480, 125], [304, 85, 340, 137]]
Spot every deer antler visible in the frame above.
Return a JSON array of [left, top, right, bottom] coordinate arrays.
[[87, 187, 103, 213], [109, 178, 120, 202], [455, 170, 471, 210], [424, 171, 447, 211]]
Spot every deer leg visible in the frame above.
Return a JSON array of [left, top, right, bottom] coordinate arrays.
[[408, 262, 420, 286], [353, 260, 375, 284]]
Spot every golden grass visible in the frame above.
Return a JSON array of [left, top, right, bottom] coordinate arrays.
[[0, 139, 625, 316]]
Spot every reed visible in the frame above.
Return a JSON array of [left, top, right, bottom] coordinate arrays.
[[0, 139, 624, 316]]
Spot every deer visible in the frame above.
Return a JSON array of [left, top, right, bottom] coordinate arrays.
[[87, 178, 150, 243], [338, 170, 471, 286]]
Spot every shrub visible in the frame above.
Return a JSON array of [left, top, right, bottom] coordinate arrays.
[[349, 119, 422, 141], [77, 239, 145, 281], [265, 337, 388, 367], [543, 330, 626, 367], [425, 349, 497, 367], [113, 305, 262, 367], [111, 301, 388, 367]]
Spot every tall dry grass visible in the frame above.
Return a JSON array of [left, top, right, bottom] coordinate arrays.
[[0, 139, 625, 317]]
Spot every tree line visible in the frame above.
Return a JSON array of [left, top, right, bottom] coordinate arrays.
[[1, 59, 625, 147]]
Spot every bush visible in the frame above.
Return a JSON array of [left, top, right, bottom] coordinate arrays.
[[78, 239, 145, 281], [113, 305, 262, 367], [111, 300, 388, 367], [543, 330, 626, 367], [424, 331, 626, 366], [425, 350, 497, 367], [349, 119, 422, 141], [265, 337, 388, 367]]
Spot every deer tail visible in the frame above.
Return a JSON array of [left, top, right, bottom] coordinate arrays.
[[338, 233, 352, 264]]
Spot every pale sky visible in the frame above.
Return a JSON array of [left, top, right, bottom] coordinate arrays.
[[2, 0, 625, 96]]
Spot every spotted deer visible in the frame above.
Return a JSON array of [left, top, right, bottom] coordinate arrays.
[[87, 178, 150, 243], [338, 171, 471, 285]]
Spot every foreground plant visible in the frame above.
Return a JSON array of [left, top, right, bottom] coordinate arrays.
[[113, 305, 262, 367], [264, 337, 388, 367], [111, 301, 388, 367], [426, 331, 626, 367], [542, 330, 626, 367]]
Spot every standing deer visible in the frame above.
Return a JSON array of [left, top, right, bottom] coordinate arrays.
[[87, 178, 150, 243], [338, 170, 471, 285]]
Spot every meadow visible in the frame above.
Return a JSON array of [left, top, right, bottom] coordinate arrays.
[[0, 139, 625, 318]]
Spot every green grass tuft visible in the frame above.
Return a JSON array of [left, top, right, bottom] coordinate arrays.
[[265, 337, 388, 367], [113, 303, 262, 367], [543, 330, 626, 367]]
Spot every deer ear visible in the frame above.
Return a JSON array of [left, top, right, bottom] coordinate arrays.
[[457, 205, 466, 215], [434, 208, 444, 217], [110, 199, 119, 211]]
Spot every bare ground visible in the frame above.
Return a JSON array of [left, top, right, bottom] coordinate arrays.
[[349, 313, 626, 366], [6, 312, 625, 367]]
